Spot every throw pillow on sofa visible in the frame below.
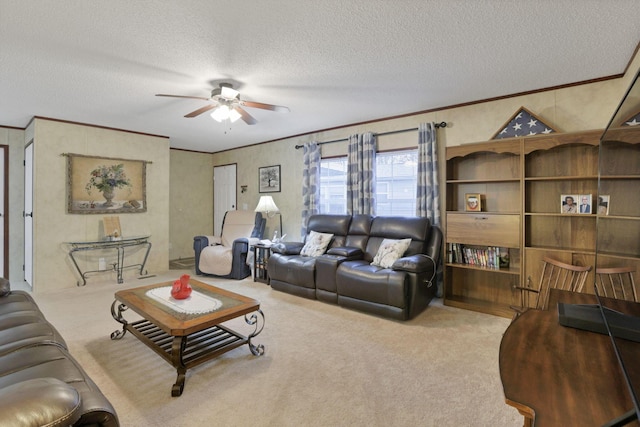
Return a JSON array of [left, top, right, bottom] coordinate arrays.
[[300, 230, 334, 257], [371, 238, 412, 268]]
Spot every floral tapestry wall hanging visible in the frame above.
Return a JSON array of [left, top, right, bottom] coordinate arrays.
[[66, 153, 148, 214]]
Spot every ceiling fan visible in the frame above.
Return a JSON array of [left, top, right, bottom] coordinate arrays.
[[156, 83, 289, 125]]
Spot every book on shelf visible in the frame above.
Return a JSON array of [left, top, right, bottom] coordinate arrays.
[[447, 243, 510, 269]]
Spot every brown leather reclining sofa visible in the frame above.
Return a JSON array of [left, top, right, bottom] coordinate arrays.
[[0, 278, 119, 426], [268, 214, 442, 320]]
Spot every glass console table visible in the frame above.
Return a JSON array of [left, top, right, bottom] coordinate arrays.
[[67, 235, 152, 286]]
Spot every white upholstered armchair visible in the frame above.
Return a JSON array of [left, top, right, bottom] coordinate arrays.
[[193, 210, 266, 279]]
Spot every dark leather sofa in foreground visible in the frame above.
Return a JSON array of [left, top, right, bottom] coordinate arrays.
[[0, 278, 119, 426], [268, 214, 442, 320]]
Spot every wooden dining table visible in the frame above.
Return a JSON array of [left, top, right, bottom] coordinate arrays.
[[499, 289, 640, 427]]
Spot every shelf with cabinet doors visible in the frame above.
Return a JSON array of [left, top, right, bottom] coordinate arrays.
[[444, 139, 522, 317]]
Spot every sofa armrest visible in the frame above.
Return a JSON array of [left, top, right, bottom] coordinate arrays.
[[194, 235, 222, 246], [193, 236, 208, 249], [0, 277, 10, 297], [326, 246, 364, 260], [231, 237, 250, 254], [193, 236, 208, 275], [392, 254, 436, 275], [0, 378, 81, 427], [271, 242, 304, 255]]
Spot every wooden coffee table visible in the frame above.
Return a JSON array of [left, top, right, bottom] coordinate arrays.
[[110, 279, 265, 396]]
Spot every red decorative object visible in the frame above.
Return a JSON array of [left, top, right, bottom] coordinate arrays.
[[171, 274, 192, 300]]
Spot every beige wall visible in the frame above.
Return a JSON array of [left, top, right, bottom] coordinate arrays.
[[212, 72, 634, 242], [169, 149, 213, 260], [30, 119, 170, 292]]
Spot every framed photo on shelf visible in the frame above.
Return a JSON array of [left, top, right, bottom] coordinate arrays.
[[259, 165, 281, 193], [465, 193, 481, 212], [560, 194, 579, 214], [103, 216, 122, 239], [597, 195, 610, 215], [578, 194, 592, 214]]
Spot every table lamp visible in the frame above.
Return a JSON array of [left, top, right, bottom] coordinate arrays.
[[255, 195, 282, 241]]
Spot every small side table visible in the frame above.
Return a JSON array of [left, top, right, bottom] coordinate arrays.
[[253, 243, 271, 284]]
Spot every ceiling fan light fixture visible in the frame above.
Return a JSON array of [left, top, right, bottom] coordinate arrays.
[[158, 82, 287, 125], [211, 105, 231, 122], [229, 108, 241, 123], [220, 85, 239, 100]]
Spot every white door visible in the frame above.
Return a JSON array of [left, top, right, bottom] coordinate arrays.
[[0, 146, 6, 278], [213, 164, 237, 236], [24, 142, 33, 286]]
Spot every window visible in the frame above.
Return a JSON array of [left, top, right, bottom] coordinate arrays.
[[319, 157, 347, 214], [375, 150, 418, 216], [319, 149, 418, 216]]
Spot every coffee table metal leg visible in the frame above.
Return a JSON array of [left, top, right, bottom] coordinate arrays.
[[172, 368, 186, 397], [171, 336, 188, 396], [246, 309, 265, 356], [110, 300, 129, 340]]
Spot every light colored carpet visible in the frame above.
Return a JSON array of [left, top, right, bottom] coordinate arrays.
[[169, 257, 196, 270], [31, 271, 521, 427]]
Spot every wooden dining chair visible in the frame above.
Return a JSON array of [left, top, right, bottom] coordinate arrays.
[[511, 257, 592, 321], [595, 266, 638, 302]]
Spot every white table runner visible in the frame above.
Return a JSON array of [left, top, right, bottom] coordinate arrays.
[[146, 286, 222, 314]]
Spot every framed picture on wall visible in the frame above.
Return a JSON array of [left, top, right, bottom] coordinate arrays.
[[259, 165, 281, 193], [66, 153, 147, 214]]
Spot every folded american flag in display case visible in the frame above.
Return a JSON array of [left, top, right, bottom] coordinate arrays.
[[622, 111, 640, 126], [492, 107, 557, 139]]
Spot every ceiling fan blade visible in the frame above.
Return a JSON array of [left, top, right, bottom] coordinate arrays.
[[235, 107, 257, 125], [156, 94, 211, 101], [184, 104, 216, 118], [240, 100, 290, 113]]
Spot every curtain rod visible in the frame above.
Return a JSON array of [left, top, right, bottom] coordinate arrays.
[[294, 122, 447, 149]]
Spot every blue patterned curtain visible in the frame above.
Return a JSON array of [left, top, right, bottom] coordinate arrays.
[[301, 141, 321, 237], [347, 132, 376, 215], [416, 122, 440, 226]]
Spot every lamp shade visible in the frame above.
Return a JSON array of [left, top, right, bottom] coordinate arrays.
[[255, 195, 280, 213]]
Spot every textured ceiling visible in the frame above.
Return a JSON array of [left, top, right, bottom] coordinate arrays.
[[1, 1, 639, 152]]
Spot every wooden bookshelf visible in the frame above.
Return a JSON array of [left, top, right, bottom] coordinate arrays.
[[444, 128, 640, 318], [597, 134, 640, 267], [445, 138, 522, 317]]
